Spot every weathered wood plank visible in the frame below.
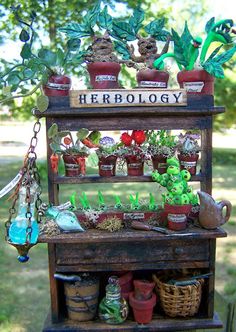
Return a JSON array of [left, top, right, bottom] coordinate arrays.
[[43, 312, 223, 331]]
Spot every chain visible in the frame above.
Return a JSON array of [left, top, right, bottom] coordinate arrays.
[[5, 117, 42, 244]]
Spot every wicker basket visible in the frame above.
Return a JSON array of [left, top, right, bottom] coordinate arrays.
[[152, 274, 203, 317]]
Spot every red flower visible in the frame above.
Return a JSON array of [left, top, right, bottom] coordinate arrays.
[[132, 130, 146, 145], [120, 132, 133, 146]]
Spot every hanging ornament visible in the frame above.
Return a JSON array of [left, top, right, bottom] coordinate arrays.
[[4, 118, 43, 263]]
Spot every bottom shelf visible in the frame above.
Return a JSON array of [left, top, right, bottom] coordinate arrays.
[[43, 312, 223, 331]]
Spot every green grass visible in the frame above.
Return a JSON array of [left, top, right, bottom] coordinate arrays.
[[0, 150, 235, 331]]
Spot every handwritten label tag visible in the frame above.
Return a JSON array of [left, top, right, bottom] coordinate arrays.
[[183, 82, 204, 93], [123, 212, 145, 220], [139, 81, 167, 88]]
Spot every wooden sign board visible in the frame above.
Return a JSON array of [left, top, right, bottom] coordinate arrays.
[[70, 89, 187, 108]]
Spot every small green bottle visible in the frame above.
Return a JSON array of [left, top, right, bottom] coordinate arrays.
[[99, 276, 128, 324]]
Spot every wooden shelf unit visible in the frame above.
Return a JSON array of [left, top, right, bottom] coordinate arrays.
[[36, 94, 226, 331]]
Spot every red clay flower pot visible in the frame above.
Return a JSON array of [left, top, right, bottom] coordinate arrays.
[[177, 69, 214, 95], [164, 204, 192, 215], [63, 155, 86, 177], [43, 74, 71, 97], [137, 69, 169, 88], [98, 155, 117, 177], [129, 292, 157, 324], [151, 155, 168, 174], [87, 62, 121, 89], [125, 155, 144, 176], [178, 153, 199, 175], [167, 213, 187, 231], [133, 279, 155, 300]]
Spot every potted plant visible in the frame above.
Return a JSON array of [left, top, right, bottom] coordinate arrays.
[[129, 278, 156, 324], [119, 130, 148, 176], [0, 6, 81, 111], [177, 131, 200, 175], [146, 130, 177, 174], [153, 18, 236, 94], [110, 6, 171, 88], [48, 124, 98, 177], [59, 2, 134, 89], [96, 136, 120, 177], [152, 157, 196, 230]]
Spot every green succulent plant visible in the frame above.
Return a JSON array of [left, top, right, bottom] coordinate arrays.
[[152, 157, 196, 206], [146, 130, 177, 158], [153, 18, 236, 78]]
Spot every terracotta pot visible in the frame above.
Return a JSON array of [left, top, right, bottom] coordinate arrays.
[[63, 155, 86, 177], [133, 279, 155, 300], [167, 213, 187, 231], [136, 69, 169, 88], [129, 292, 156, 324], [178, 153, 199, 175], [43, 74, 71, 97], [87, 62, 121, 89], [125, 155, 144, 176], [177, 69, 214, 95], [98, 155, 117, 177], [151, 155, 168, 174], [164, 204, 192, 215]]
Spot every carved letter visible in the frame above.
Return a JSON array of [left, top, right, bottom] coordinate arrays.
[[161, 94, 169, 103], [91, 94, 98, 103], [79, 94, 87, 104], [149, 94, 157, 103], [115, 94, 122, 103], [127, 94, 135, 103], [173, 92, 182, 103], [103, 94, 110, 103]]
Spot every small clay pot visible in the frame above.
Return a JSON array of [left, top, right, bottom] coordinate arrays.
[[178, 153, 199, 175], [98, 155, 117, 177], [129, 292, 156, 324], [63, 155, 86, 177], [133, 279, 155, 300], [43, 74, 71, 97], [167, 213, 187, 231], [87, 62, 121, 89], [125, 155, 144, 176], [151, 155, 168, 174], [137, 69, 169, 88], [164, 204, 192, 215], [177, 69, 214, 95]]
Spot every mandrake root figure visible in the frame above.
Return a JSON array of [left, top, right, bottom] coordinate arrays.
[[128, 36, 171, 69]]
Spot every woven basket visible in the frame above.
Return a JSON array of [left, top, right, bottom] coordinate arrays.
[[153, 274, 203, 317]]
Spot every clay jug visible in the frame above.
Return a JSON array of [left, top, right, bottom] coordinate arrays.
[[197, 191, 232, 229]]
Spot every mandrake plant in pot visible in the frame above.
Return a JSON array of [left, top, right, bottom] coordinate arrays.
[[146, 130, 177, 174], [0, 6, 81, 111], [48, 124, 99, 177], [59, 1, 134, 89], [110, 5, 171, 88], [177, 131, 200, 176], [153, 18, 236, 94]]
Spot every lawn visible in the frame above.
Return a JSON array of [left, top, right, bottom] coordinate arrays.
[[0, 149, 235, 332]]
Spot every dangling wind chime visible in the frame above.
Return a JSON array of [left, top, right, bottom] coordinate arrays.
[[1, 117, 43, 262]]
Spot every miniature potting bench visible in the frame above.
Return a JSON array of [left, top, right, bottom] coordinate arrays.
[[37, 93, 227, 331]]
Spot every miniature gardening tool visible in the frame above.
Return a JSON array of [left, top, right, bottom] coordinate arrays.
[[131, 221, 169, 234]]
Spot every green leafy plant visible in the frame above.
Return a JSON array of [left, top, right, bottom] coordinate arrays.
[[48, 123, 90, 157], [146, 130, 177, 158], [153, 18, 236, 78], [0, 6, 81, 111]]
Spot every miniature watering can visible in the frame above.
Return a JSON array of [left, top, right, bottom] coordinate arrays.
[[197, 191, 232, 229]]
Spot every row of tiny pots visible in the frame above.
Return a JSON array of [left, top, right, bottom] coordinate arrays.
[[55, 270, 204, 324]]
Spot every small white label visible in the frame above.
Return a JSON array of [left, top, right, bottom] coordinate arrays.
[[54, 201, 72, 210], [123, 212, 145, 220], [140, 81, 167, 88], [168, 213, 186, 223], [183, 81, 204, 92], [100, 165, 114, 171], [46, 82, 71, 90], [158, 163, 167, 168], [128, 163, 142, 169], [95, 75, 116, 82], [0, 172, 22, 198], [180, 161, 197, 168], [64, 163, 79, 169]]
